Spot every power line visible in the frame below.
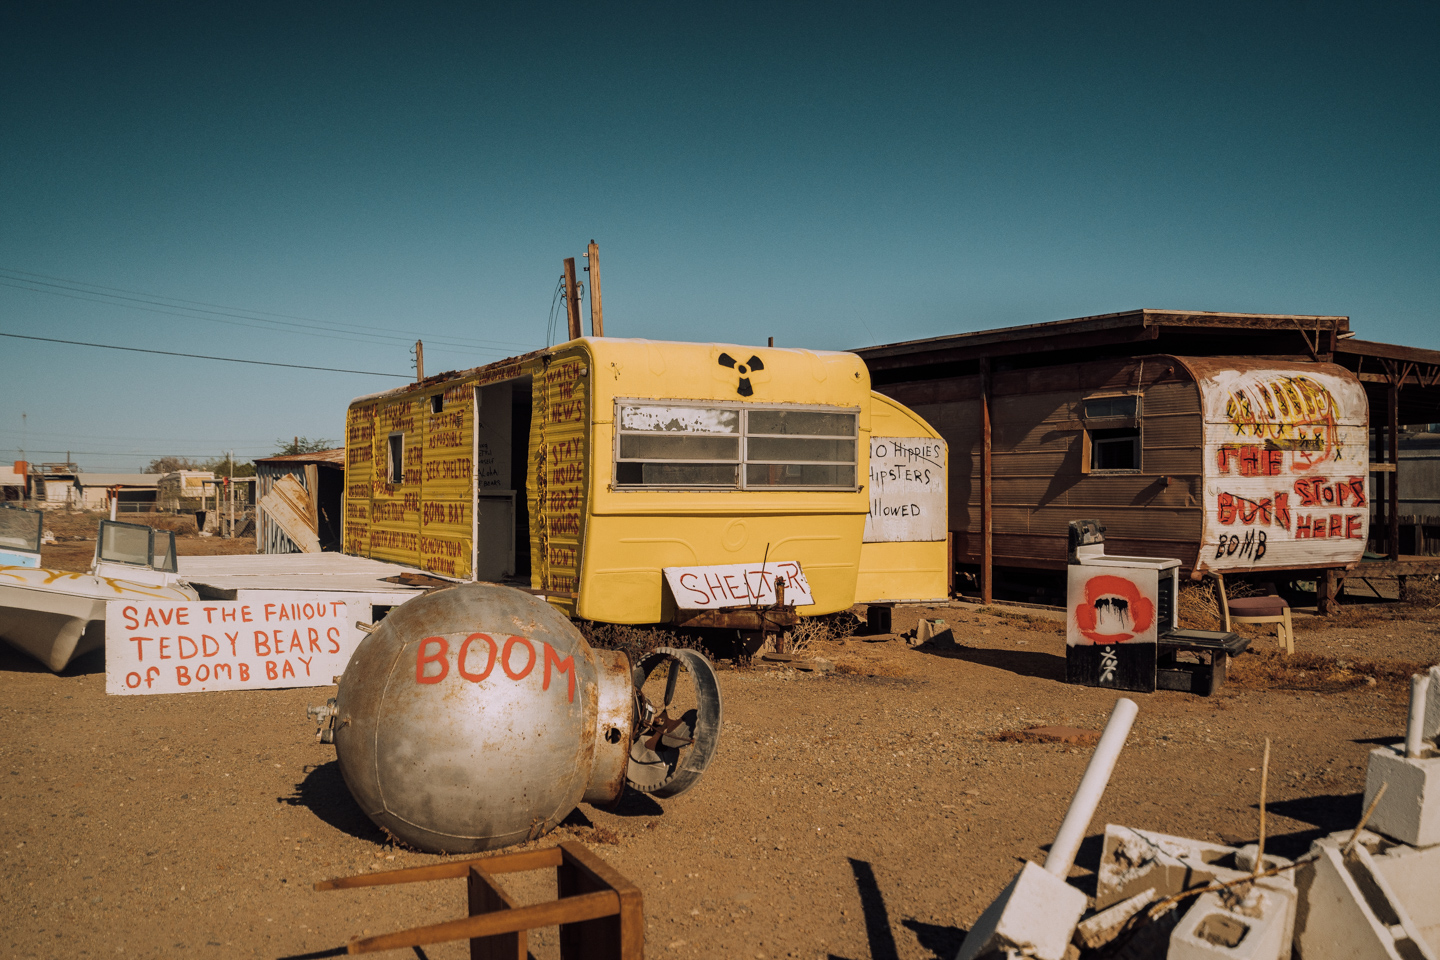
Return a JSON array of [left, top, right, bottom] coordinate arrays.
[[0, 267, 541, 354], [0, 331, 410, 377]]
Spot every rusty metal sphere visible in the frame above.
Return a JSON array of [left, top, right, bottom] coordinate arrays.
[[332, 583, 632, 853]]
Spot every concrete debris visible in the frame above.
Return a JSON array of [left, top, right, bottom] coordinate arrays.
[[956, 666, 1440, 960], [956, 699, 1138, 960], [1094, 826, 1297, 960], [917, 618, 955, 647], [1170, 886, 1291, 960], [1073, 888, 1155, 950], [1363, 670, 1440, 848], [1294, 830, 1437, 960]]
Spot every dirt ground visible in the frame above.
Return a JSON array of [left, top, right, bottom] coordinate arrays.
[[4, 556, 1438, 960]]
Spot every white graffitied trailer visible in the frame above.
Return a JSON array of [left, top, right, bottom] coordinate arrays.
[[1192, 360, 1369, 574]]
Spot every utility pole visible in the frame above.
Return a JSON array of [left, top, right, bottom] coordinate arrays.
[[228, 450, 234, 539], [585, 240, 604, 336], [414, 340, 425, 381], [562, 258, 583, 340]]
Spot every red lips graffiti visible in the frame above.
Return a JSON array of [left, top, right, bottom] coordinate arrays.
[[1074, 574, 1154, 644]]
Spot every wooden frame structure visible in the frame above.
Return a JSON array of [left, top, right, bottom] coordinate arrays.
[[315, 842, 643, 958]]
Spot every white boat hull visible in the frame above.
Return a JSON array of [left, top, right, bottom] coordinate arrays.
[[0, 567, 198, 673]]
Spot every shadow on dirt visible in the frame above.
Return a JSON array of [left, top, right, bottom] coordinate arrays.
[[0, 640, 106, 676], [827, 857, 966, 960], [604, 788, 665, 818], [279, 760, 390, 844], [911, 641, 1067, 683], [1263, 792, 1364, 859]]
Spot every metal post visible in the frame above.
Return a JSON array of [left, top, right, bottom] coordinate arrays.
[[1389, 382, 1400, 560], [585, 241, 604, 337], [980, 357, 993, 604], [563, 258, 583, 341]]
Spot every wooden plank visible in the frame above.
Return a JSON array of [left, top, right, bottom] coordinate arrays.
[[348, 890, 619, 954], [1389, 382, 1400, 561], [1369, 462, 1397, 472], [1335, 338, 1440, 365], [558, 842, 643, 960], [980, 358, 992, 604], [468, 867, 526, 960], [317, 847, 564, 890], [257, 474, 320, 554]]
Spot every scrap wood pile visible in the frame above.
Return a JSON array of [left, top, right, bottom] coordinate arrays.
[[959, 665, 1440, 960]]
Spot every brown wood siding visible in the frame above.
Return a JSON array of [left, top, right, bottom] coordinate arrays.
[[879, 358, 1205, 571]]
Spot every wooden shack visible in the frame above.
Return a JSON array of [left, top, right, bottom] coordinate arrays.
[[857, 310, 1440, 602]]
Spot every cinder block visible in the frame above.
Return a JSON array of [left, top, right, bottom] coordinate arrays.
[[1294, 840, 1435, 960], [1372, 842, 1440, 956], [1169, 888, 1289, 960], [1096, 826, 1296, 959], [1364, 744, 1440, 847], [955, 861, 1087, 960], [1096, 825, 1233, 910]]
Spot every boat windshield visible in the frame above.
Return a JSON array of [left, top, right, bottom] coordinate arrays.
[[0, 504, 43, 555], [152, 530, 177, 573], [98, 521, 153, 567]]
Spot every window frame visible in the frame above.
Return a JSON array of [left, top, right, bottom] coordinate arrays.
[[1080, 391, 1142, 475], [612, 398, 861, 492], [387, 431, 405, 484]]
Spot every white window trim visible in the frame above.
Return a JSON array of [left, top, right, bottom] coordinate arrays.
[[612, 398, 861, 491]]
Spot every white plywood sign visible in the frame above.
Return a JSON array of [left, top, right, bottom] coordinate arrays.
[[864, 436, 947, 542], [106, 593, 366, 695], [1196, 367, 1368, 572], [663, 561, 814, 609]]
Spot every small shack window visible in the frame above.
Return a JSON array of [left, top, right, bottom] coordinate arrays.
[[387, 432, 404, 484], [1083, 395, 1140, 419], [614, 401, 858, 490], [430, 394, 443, 414], [1089, 428, 1140, 471]]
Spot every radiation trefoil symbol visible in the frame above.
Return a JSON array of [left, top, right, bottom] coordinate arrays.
[[718, 353, 765, 397]]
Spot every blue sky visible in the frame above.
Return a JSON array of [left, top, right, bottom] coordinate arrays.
[[1, 2, 1436, 471]]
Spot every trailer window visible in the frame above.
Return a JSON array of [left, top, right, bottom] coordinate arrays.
[[615, 402, 858, 490]]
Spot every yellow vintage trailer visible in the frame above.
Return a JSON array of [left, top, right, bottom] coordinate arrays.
[[343, 338, 947, 624]]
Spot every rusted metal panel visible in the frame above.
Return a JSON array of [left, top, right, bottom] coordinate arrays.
[[1140, 381, 1202, 416], [1183, 359, 1368, 573], [1142, 415, 1203, 448], [672, 607, 799, 630], [531, 355, 588, 612], [369, 398, 422, 566], [418, 380, 475, 580]]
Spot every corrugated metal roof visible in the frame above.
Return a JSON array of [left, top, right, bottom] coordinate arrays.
[[254, 448, 346, 465], [73, 474, 161, 488]]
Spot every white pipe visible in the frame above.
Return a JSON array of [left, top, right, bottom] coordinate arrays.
[[1406, 674, 1430, 759], [1044, 697, 1139, 878]]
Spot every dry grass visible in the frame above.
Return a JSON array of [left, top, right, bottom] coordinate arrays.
[[1405, 574, 1440, 610], [1227, 649, 1433, 695], [575, 622, 701, 663], [42, 509, 201, 538], [783, 610, 862, 653]]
